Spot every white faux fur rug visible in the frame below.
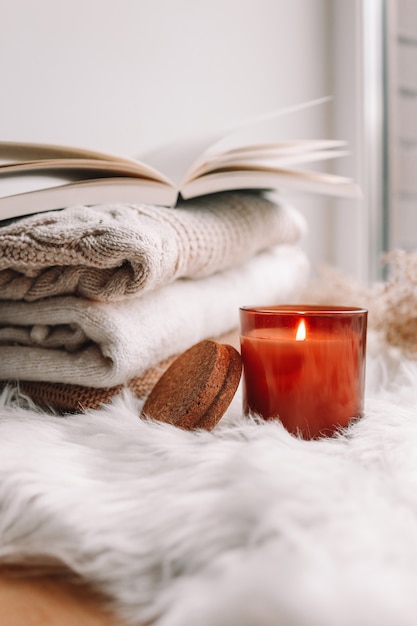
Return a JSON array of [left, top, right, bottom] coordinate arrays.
[[1, 333, 417, 626]]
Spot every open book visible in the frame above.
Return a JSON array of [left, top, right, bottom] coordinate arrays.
[[0, 98, 360, 221]]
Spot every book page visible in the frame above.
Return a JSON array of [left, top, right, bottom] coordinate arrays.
[[140, 96, 332, 187], [198, 139, 347, 162], [186, 143, 349, 181], [0, 172, 74, 198], [0, 142, 174, 188], [181, 168, 361, 200], [0, 141, 140, 165], [0, 178, 178, 221], [140, 134, 228, 188], [0, 158, 173, 184]]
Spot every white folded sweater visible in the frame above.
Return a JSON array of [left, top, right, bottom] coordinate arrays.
[[0, 245, 309, 387]]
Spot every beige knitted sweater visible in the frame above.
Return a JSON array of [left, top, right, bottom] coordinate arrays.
[[0, 192, 306, 302]]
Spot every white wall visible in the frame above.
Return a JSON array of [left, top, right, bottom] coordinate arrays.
[[1, 0, 348, 273]]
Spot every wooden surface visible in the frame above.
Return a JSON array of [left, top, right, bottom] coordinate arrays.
[[0, 570, 128, 626]]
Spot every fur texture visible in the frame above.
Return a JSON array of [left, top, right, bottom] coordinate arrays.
[[1, 334, 417, 626]]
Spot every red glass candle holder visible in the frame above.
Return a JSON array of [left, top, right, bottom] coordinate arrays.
[[240, 305, 368, 439]]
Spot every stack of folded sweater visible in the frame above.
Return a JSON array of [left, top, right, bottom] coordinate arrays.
[[0, 191, 310, 412]]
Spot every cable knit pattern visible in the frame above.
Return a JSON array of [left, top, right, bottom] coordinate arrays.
[[0, 192, 306, 302], [0, 246, 309, 387]]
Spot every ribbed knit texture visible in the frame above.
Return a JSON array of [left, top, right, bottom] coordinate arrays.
[[0, 192, 306, 302]]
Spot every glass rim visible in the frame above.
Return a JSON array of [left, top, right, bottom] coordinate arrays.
[[240, 304, 368, 315]]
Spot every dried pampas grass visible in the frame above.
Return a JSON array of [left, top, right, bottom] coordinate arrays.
[[301, 250, 417, 360]]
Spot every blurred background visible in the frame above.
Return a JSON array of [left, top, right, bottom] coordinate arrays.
[[1, 0, 413, 283]]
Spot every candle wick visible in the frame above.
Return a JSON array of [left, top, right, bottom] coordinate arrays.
[[296, 320, 306, 341]]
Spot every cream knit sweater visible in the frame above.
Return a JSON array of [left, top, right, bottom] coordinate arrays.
[[0, 246, 309, 387], [0, 192, 306, 302]]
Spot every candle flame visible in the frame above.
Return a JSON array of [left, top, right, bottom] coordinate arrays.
[[296, 319, 306, 341]]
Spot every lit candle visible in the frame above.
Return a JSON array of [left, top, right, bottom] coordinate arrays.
[[239, 305, 367, 439]]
